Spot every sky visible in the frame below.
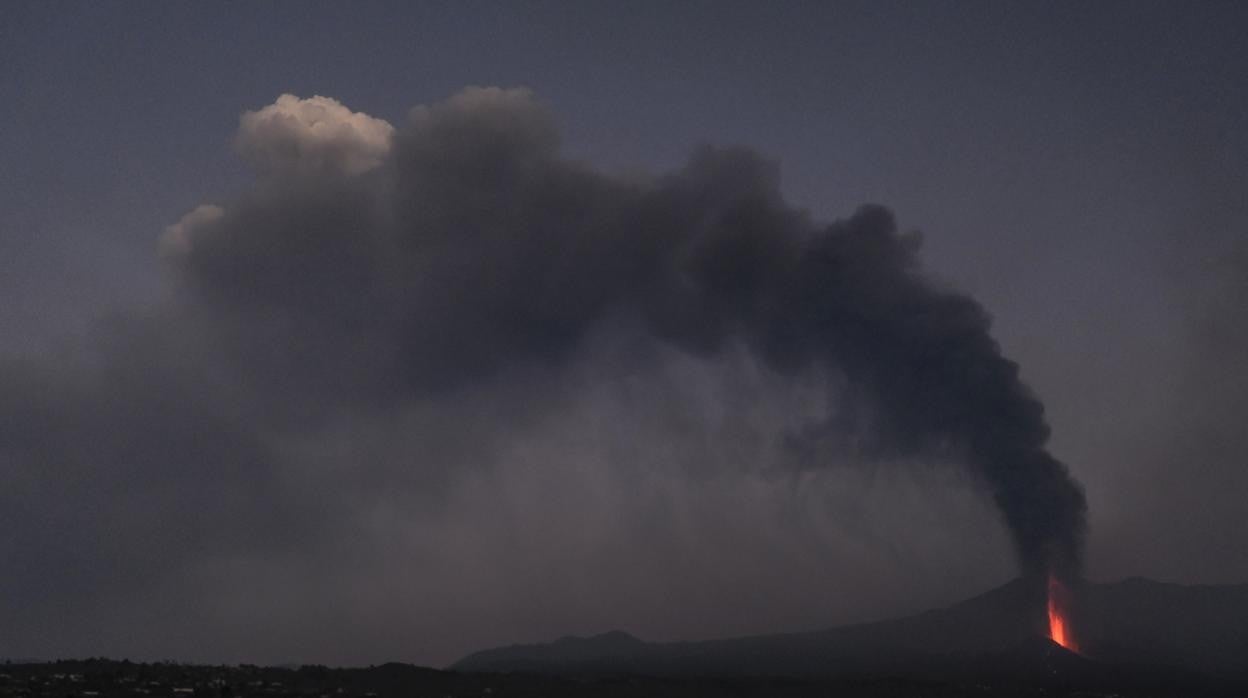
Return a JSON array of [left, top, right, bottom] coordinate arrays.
[[2, 0, 1247, 667]]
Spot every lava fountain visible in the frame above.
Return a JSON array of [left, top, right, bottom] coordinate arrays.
[[1047, 574, 1078, 652]]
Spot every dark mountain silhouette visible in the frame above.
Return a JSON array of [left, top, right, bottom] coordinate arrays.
[[452, 577, 1248, 681]]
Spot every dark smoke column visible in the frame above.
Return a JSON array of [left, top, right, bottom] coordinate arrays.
[[167, 89, 1088, 584], [784, 206, 1089, 581], [634, 163, 1088, 580]]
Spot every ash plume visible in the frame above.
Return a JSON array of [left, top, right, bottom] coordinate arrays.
[[163, 87, 1084, 576], [0, 87, 1086, 659]]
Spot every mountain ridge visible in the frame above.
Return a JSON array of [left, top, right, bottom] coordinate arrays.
[[451, 577, 1248, 679]]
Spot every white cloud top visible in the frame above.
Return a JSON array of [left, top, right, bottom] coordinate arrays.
[[235, 94, 394, 176], [161, 203, 224, 258]]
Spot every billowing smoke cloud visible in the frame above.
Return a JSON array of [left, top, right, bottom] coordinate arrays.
[[176, 87, 1085, 573], [0, 87, 1085, 661]]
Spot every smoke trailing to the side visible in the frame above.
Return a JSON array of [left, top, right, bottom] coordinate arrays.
[[159, 87, 1086, 578], [1, 88, 1086, 643]]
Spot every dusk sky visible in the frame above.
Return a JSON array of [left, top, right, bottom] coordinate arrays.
[[2, 1, 1246, 667]]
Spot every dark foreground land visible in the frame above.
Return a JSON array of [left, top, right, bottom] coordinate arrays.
[[7, 578, 1246, 698], [2, 658, 1245, 698]]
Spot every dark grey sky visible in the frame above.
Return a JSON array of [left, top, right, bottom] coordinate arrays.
[[2, 0, 1246, 667]]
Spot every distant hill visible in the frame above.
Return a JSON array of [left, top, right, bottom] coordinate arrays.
[[452, 577, 1248, 680]]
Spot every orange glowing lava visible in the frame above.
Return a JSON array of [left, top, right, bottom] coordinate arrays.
[[1047, 574, 1078, 652]]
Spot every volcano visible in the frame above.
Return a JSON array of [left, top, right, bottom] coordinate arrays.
[[452, 577, 1248, 682]]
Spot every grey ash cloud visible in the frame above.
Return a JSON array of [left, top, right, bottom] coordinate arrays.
[[1, 87, 1084, 662], [174, 86, 1085, 570]]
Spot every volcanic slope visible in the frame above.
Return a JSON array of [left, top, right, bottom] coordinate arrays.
[[451, 577, 1248, 680]]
